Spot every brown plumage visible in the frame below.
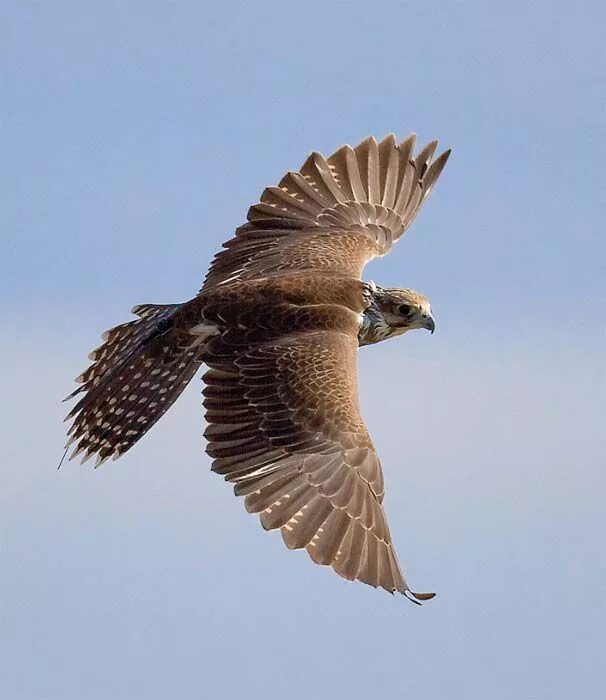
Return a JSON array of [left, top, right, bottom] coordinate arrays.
[[64, 133, 450, 600]]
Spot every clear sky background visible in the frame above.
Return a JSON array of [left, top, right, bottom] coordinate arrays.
[[2, 1, 605, 698]]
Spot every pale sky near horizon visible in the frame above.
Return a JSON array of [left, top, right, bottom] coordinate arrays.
[[2, 1, 605, 699]]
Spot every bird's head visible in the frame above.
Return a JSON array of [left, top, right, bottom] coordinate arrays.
[[360, 284, 435, 345], [375, 287, 435, 334]]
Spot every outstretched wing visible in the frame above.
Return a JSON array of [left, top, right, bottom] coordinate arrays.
[[202, 303, 433, 600], [203, 133, 449, 290]]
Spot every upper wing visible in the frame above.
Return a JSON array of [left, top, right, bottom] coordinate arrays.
[[202, 133, 450, 290], [202, 303, 433, 599]]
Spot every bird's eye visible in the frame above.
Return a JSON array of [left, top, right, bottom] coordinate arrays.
[[397, 304, 412, 316]]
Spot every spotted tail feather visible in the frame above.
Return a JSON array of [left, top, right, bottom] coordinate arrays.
[[64, 302, 205, 466]]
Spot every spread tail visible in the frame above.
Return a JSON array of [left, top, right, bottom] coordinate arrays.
[[64, 301, 206, 466]]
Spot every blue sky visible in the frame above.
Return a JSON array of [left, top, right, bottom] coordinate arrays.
[[2, 1, 605, 698]]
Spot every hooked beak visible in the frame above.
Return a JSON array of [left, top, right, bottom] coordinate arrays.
[[421, 313, 436, 334]]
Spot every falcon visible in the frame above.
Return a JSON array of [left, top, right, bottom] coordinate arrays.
[[64, 133, 450, 601]]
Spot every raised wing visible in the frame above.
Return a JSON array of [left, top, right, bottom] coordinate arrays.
[[202, 301, 433, 600], [202, 133, 450, 290]]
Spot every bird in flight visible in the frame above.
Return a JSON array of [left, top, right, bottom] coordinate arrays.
[[64, 133, 450, 602]]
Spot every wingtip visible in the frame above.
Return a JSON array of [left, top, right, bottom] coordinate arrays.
[[400, 132, 417, 147], [403, 589, 437, 605], [358, 135, 378, 148]]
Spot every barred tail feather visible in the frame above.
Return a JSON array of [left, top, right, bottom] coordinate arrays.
[[64, 302, 204, 466]]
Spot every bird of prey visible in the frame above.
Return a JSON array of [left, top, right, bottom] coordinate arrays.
[[64, 133, 450, 602]]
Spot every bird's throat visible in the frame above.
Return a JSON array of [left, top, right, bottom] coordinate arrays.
[[358, 307, 404, 347]]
